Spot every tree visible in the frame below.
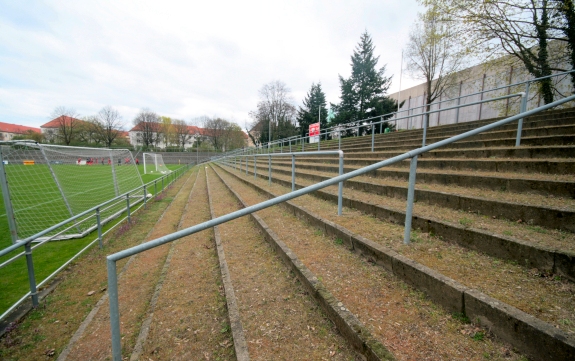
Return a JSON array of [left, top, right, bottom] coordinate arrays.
[[331, 32, 398, 134], [249, 80, 298, 145], [160, 116, 175, 148], [406, 6, 467, 116], [222, 123, 247, 151], [173, 119, 192, 148], [203, 117, 246, 151], [296, 83, 328, 137], [421, 0, 573, 103], [94, 106, 123, 147], [51, 106, 80, 145], [12, 130, 43, 143], [133, 109, 161, 148]]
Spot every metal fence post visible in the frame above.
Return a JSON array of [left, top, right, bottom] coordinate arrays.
[[25, 242, 39, 307], [338, 154, 344, 216], [126, 193, 131, 223], [291, 154, 296, 192], [371, 124, 375, 152], [96, 207, 103, 248], [143, 185, 147, 209], [380, 116, 383, 133], [107, 259, 121, 361], [268, 155, 272, 186], [422, 112, 429, 147], [289, 139, 292, 153], [403, 156, 418, 244], [154, 180, 157, 197], [254, 155, 257, 179], [303, 137, 305, 152], [338, 132, 341, 150], [516, 83, 530, 146], [161, 177, 164, 193]]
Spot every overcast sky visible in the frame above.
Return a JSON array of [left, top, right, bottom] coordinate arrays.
[[0, 0, 423, 130]]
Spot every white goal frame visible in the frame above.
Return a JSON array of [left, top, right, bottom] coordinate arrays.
[[143, 153, 171, 174]]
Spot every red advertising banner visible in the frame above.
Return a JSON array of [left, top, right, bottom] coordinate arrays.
[[309, 122, 320, 143]]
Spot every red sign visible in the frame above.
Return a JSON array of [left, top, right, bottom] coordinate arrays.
[[309, 122, 320, 137]]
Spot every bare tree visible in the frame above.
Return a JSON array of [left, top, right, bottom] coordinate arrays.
[[203, 117, 228, 151], [94, 106, 123, 147], [406, 6, 467, 113], [51, 106, 80, 145], [173, 119, 192, 148], [133, 109, 161, 148], [249, 80, 297, 144]]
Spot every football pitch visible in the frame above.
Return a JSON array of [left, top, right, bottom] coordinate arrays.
[[0, 164, 184, 314]]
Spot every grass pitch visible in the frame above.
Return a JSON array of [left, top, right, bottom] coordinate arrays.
[[0, 164, 184, 315]]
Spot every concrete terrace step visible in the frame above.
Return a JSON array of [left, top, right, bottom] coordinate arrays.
[[206, 167, 368, 360], [318, 146, 575, 160], [215, 163, 575, 361], [250, 161, 575, 233], [224, 162, 575, 277], [246, 158, 575, 198]]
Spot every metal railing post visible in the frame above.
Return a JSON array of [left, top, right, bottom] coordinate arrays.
[[371, 124, 375, 152], [154, 180, 157, 197], [338, 132, 341, 150], [161, 177, 164, 193], [25, 242, 39, 307], [291, 154, 296, 192], [126, 193, 131, 223], [318, 132, 320, 150], [254, 156, 256, 179], [403, 156, 418, 244], [303, 137, 305, 152], [380, 116, 383, 133], [143, 185, 147, 209], [338, 154, 344, 216], [268, 155, 272, 186], [516, 84, 530, 146], [108, 259, 121, 361], [289, 139, 292, 153], [422, 112, 429, 147], [96, 207, 103, 248]]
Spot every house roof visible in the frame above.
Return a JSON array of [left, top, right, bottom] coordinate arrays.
[[0, 122, 41, 134], [40, 116, 83, 129]]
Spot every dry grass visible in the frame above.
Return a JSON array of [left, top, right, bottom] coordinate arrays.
[[259, 164, 575, 254], [227, 165, 575, 336], [215, 165, 528, 361], [0, 169, 195, 361], [139, 167, 233, 360], [267, 163, 575, 211], [207, 167, 359, 361]]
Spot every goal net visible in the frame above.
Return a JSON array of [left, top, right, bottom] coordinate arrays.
[[143, 153, 171, 174], [0, 142, 145, 241]]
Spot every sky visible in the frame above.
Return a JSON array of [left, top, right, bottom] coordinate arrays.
[[0, 0, 423, 130]]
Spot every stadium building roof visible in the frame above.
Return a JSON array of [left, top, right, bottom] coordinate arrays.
[[0, 122, 41, 134]]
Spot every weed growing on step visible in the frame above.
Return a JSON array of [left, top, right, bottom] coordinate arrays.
[[334, 238, 344, 245], [459, 217, 473, 228]]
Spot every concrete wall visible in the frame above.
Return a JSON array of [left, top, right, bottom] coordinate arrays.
[[387, 61, 573, 130]]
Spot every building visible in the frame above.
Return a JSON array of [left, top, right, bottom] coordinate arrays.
[[0, 122, 41, 141], [40, 116, 85, 143], [128, 123, 203, 149]]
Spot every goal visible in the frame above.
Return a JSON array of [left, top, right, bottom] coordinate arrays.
[[143, 153, 171, 174], [0, 142, 145, 242]]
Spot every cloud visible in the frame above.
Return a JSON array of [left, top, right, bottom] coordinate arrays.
[[0, 0, 423, 128]]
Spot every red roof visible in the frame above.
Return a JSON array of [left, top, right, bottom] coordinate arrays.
[[41, 116, 83, 129], [0, 122, 41, 134]]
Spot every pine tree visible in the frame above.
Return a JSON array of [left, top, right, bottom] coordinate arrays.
[[296, 83, 328, 137], [332, 31, 397, 134]]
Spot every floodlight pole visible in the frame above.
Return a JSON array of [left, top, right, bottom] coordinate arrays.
[[0, 147, 19, 244]]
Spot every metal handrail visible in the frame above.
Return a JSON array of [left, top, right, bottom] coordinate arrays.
[[222, 150, 344, 214], [106, 93, 575, 360], [223, 70, 575, 159], [0, 164, 191, 321]]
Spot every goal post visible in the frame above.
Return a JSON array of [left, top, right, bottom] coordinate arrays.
[[0, 142, 145, 241], [143, 153, 171, 174]]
